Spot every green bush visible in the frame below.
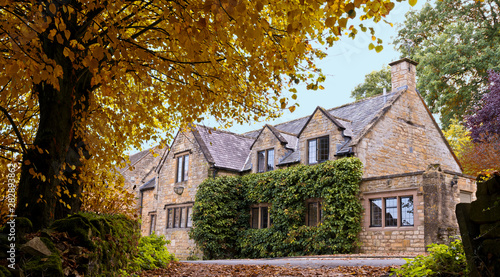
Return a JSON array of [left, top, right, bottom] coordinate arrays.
[[391, 239, 468, 276], [125, 233, 176, 274], [190, 157, 364, 259]]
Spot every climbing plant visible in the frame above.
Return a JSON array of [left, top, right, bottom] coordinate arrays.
[[190, 157, 363, 259]]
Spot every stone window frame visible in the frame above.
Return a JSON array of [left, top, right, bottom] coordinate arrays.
[[307, 136, 329, 165], [250, 203, 272, 229], [165, 202, 194, 229], [174, 152, 190, 183], [257, 148, 275, 173], [148, 211, 157, 235], [305, 198, 323, 226], [363, 189, 419, 231]]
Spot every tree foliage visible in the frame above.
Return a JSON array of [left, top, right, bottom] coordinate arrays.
[[466, 70, 500, 141], [0, 0, 406, 228], [395, 0, 500, 128], [444, 118, 500, 176], [350, 65, 391, 100]]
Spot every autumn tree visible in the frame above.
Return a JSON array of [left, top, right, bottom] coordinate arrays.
[[445, 118, 500, 176], [350, 65, 391, 100], [0, 0, 410, 229], [466, 70, 500, 141], [395, 0, 500, 128]]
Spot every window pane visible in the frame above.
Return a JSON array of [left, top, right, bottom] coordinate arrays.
[[319, 202, 323, 223], [180, 207, 185, 228], [183, 155, 189, 181], [251, 208, 259, 228], [267, 150, 274, 171], [150, 214, 156, 235], [370, 199, 382, 227], [257, 151, 266, 173], [167, 209, 173, 228], [177, 157, 183, 182], [186, 207, 193, 228], [308, 140, 317, 164], [401, 196, 414, 226], [174, 208, 180, 228], [308, 202, 318, 226], [385, 197, 398, 227], [318, 137, 329, 162], [261, 207, 268, 228]]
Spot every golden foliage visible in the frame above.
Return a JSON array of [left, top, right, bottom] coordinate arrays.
[[0, 0, 405, 218], [444, 118, 500, 176]]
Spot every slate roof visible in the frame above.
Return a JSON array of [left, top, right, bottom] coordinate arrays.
[[194, 125, 254, 171], [194, 91, 403, 172]]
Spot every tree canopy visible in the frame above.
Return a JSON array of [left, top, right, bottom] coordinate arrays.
[[350, 65, 391, 100], [394, 0, 500, 128], [0, 0, 411, 228], [466, 70, 500, 141]]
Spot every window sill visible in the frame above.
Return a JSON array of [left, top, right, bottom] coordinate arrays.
[[367, 225, 417, 231]]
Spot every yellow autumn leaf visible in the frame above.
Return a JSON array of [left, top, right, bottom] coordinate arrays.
[[409, 0, 418, 7]]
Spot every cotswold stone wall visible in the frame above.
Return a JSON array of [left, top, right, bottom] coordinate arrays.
[[355, 88, 461, 179], [359, 165, 475, 254], [250, 127, 288, 173], [298, 108, 345, 164]]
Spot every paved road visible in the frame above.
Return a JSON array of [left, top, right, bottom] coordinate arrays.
[[182, 257, 407, 268]]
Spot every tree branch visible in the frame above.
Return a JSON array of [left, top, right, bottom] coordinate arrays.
[[0, 79, 28, 154]]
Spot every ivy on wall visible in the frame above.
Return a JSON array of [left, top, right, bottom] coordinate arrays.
[[189, 157, 364, 259]]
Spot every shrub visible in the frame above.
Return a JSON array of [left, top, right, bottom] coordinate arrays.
[[391, 239, 468, 276], [126, 233, 176, 273]]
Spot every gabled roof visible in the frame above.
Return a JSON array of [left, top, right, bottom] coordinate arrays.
[[297, 106, 347, 137], [263, 91, 401, 145], [193, 125, 254, 172], [250, 124, 288, 150]]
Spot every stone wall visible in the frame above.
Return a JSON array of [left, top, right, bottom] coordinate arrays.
[[147, 129, 211, 259], [251, 126, 287, 173], [359, 172, 425, 253], [121, 147, 164, 210], [359, 165, 475, 254], [354, 88, 461, 178], [298, 108, 345, 164]]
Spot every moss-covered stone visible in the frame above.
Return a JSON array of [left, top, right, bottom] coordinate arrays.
[[50, 214, 97, 249], [22, 237, 63, 277], [19, 212, 140, 277]]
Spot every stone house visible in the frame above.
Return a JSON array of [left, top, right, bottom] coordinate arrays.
[[123, 58, 476, 259]]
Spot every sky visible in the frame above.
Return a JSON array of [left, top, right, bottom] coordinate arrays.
[[136, 0, 428, 152], [213, 0, 428, 135]]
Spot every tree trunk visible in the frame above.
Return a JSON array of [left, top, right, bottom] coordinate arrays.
[[16, 82, 76, 229], [15, 20, 91, 228]]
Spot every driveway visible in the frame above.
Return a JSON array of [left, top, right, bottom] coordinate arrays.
[[182, 255, 410, 268]]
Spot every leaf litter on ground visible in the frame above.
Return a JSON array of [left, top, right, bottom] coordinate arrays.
[[139, 262, 397, 276]]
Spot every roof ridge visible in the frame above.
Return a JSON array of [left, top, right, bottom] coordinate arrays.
[[196, 124, 255, 140], [243, 91, 398, 135], [327, 90, 398, 112]]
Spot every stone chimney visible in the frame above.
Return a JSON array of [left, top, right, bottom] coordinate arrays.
[[389, 58, 418, 91]]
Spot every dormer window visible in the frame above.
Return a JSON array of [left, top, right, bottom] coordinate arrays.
[[308, 136, 329, 164], [257, 149, 274, 173]]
